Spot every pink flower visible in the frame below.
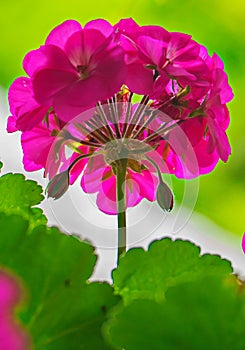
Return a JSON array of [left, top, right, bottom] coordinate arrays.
[[8, 77, 49, 131], [7, 18, 234, 214], [116, 19, 209, 97], [23, 19, 126, 121], [0, 269, 31, 350]]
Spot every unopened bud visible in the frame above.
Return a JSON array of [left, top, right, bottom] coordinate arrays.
[[46, 171, 69, 200], [156, 181, 174, 212]]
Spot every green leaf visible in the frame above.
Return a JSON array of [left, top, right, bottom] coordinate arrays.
[[0, 173, 46, 228], [113, 238, 233, 303], [0, 213, 119, 349], [104, 277, 245, 350]]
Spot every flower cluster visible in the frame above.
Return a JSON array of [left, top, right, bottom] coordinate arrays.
[[8, 18, 233, 214]]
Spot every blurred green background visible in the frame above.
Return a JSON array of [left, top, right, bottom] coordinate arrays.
[[0, 0, 244, 235]]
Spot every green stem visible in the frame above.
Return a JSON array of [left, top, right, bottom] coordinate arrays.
[[116, 158, 127, 264]]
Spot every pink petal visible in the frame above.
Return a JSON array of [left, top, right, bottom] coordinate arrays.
[[126, 62, 154, 95], [8, 77, 49, 131], [23, 45, 75, 77], [137, 35, 166, 66], [84, 19, 114, 38], [81, 156, 108, 193], [96, 175, 117, 214], [7, 116, 18, 133], [168, 33, 199, 61], [8, 77, 32, 116], [21, 124, 55, 171], [181, 118, 206, 147], [33, 68, 77, 106], [208, 117, 231, 162], [114, 18, 140, 38], [64, 29, 108, 67], [129, 170, 158, 202], [45, 20, 82, 49], [139, 25, 170, 42]]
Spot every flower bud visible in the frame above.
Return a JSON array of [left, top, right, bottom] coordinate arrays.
[[156, 181, 174, 212], [46, 171, 69, 200]]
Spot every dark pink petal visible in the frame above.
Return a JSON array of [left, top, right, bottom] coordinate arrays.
[[84, 19, 114, 38], [96, 172, 143, 215], [8, 77, 49, 131], [7, 116, 18, 133], [207, 116, 231, 162], [194, 139, 219, 174], [21, 124, 56, 171], [129, 170, 158, 202], [137, 36, 166, 66], [166, 64, 196, 81], [96, 175, 117, 214], [114, 18, 140, 38], [8, 77, 34, 116], [23, 45, 75, 77], [168, 33, 199, 62], [64, 29, 107, 67], [119, 35, 139, 65], [181, 118, 206, 147], [45, 20, 82, 49], [126, 63, 154, 95], [16, 104, 49, 131], [33, 68, 77, 105], [212, 68, 234, 104], [139, 25, 170, 42], [81, 155, 107, 193], [90, 40, 125, 77], [151, 74, 170, 99], [52, 69, 124, 121]]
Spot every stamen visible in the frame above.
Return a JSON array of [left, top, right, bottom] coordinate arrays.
[[124, 95, 149, 138], [133, 109, 158, 139], [144, 119, 184, 143], [85, 120, 111, 143], [85, 118, 111, 142], [108, 98, 121, 138], [74, 123, 109, 144], [122, 91, 133, 137], [97, 102, 116, 140]]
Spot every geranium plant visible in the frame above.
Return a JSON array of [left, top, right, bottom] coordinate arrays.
[[7, 18, 232, 260], [1, 18, 243, 350]]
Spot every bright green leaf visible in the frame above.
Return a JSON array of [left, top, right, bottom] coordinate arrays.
[[0, 173, 46, 227], [113, 238, 233, 303], [104, 277, 245, 350], [0, 213, 119, 349]]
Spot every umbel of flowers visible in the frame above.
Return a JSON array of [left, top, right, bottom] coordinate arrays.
[[7, 18, 233, 256]]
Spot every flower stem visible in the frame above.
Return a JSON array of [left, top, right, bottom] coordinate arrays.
[[116, 157, 127, 264]]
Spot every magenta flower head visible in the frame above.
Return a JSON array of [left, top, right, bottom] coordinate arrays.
[[7, 18, 233, 256], [0, 269, 31, 350]]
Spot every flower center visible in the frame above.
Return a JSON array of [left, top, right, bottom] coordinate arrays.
[[77, 65, 89, 80], [103, 139, 152, 174]]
